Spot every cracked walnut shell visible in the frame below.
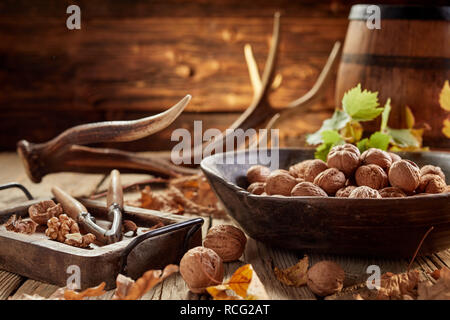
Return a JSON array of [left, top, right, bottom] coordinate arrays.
[[313, 168, 346, 195], [203, 225, 247, 262], [355, 164, 388, 190], [291, 182, 328, 197], [388, 160, 420, 193], [327, 144, 361, 177], [265, 170, 297, 196], [349, 186, 382, 199], [307, 261, 345, 297], [28, 200, 63, 225], [246, 165, 271, 184]]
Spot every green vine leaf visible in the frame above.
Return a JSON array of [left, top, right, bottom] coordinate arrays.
[[342, 84, 382, 121]]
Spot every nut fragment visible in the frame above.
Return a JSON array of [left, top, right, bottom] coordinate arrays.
[[327, 144, 361, 177], [291, 182, 328, 197], [313, 168, 346, 195], [4, 215, 37, 234], [360, 148, 392, 171], [388, 160, 420, 193], [335, 186, 357, 198], [349, 186, 382, 199], [180, 246, 224, 293], [307, 261, 345, 297], [28, 200, 63, 225], [45, 214, 80, 243], [203, 225, 247, 262], [304, 159, 328, 182], [379, 187, 407, 198], [420, 165, 446, 181], [246, 165, 271, 184], [247, 182, 266, 195], [265, 171, 297, 196], [289, 160, 313, 179], [418, 174, 447, 194], [64, 232, 96, 248], [355, 164, 388, 190]]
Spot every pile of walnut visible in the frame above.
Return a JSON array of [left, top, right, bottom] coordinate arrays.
[[246, 144, 450, 199]]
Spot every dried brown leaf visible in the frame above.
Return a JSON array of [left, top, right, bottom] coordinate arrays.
[[418, 267, 450, 300], [376, 270, 420, 300], [64, 282, 106, 300], [273, 255, 309, 287], [4, 215, 37, 234]]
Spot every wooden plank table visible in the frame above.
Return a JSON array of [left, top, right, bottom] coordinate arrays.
[[0, 151, 447, 300]]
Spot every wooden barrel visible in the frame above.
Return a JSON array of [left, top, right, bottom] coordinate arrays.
[[336, 5, 450, 149]]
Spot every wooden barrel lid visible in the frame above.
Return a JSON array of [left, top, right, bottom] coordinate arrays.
[[349, 5, 450, 21]]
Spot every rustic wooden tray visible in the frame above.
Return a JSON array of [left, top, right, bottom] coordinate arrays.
[[0, 193, 203, 290]]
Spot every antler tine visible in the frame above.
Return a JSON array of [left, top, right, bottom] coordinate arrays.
[[248, 113, 281, 150], [244, 43, 263, 99]]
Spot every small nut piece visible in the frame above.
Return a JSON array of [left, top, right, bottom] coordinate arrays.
[[180, 246, 224, 293], [335, 186, 357, 198], [289, 160, 313, 179], [360, 148, 392, 171], [203, 225, 247, 262], [418, 174, 447, 194], [327, 144, 361, 177], [28, 200, 63, 225], [349, 186, 382, 199], [291, 182, 328, 197], [355, 164, 388, 190], [304, 159, 328, 182], [379, 187, 407, 198], [64, 233, 96, 248], [246, 165, 271, 184], [307, 261, 345, 297], [388, 160, 420, 193], [265, 171, 297, 196], [420, 165, 446, 181], [247, 182, 265, 195], [313, 168, 346, 195]]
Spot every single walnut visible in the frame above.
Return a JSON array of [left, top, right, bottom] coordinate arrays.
[[291, 182, 328, 197], [45, 214, 80, 243], [313, 168, 346, 195], [388, 160, 420, 193], [307, 261, 345, 297], [64, 232, 96, 248], [349, 186, 382, 199], [379, 187, 407, 198], [355, 164, 388, 190], [4, 215, 37, 234], [420, 165, 446, 181], [327, 144, 361, 177], [265, 171, 297, 196], [289, 160, 313, 179], [304, 159, 328, 182], [180, 246, 224, 293], [246, 165, 271, 184], [335, 186, 357, 198], [418, 174, 447, 194], [123, 220, 138, 236], [247, 182, 265, 195], [388, 152, 402, 163], [360, 148, 392, 171], [28, 200, 63, 225], [203, 225, 247, 262]]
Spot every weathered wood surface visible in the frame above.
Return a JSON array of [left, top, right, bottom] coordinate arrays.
[[0, 152, 449, 300]]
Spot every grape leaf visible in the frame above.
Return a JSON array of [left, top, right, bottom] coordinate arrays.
[[342, 84, 382, 121], [405, 106, 415, 129], [380, 98, 391, 132], [321, 130, 343, 144], [387, 128, 420, 148], [314, 130, 345, 161], [357, 138, 370, 154], [368, 132, 390, 150], [306, 110, 350, 145], [439, 80, 450, 111]]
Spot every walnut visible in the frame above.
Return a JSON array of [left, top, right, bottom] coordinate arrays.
[[379, 187, 407, 198], [180, 246, 224, 293], [28, 200, 63, 225], [289, 160, 313, 179], [64, 232, 96, 248], [246, 165, 271, 184], [304, 159, 328, 182], [349, 186, 382, 199], [420, 165, 446, 181], [291, 182, 328, 197], [360, 148, 392, 171], [388, 160, 420, 193], [4, 215, 37, 234], [45, 214, 80, 243], [265, 170, 297, 196], [313, 168, 346, 195], [418, 174, 447, 194], [307, 261, 345, 297], [327, 144, 361, 177], [388, 152, 402, 163], [203, 225, 247, 262], [335, 186, 357, 198], [355, 164, 388, 190], [123, 220, 138, 236], [247, 182, 265, 195]]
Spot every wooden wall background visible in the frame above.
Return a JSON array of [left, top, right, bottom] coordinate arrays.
[[0, 0, 446, 151]]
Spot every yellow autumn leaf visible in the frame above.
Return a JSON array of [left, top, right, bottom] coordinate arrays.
[[405, 106, 415, 129], [228, 264, 253, 298], [439, 80, 450, 111], [443, 118, 450, 138]]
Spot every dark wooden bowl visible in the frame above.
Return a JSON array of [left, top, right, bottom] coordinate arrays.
[[201, 148, 450, 257]]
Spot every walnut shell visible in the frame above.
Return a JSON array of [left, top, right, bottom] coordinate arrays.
[[379, 187, 407, 198], [327, 144, 361, 177], [289, 160, 313, 179], [335, 186, 357, 198], [355, 164, 388, 190], [246, 165, 271, 184], [360, 148, 392, 171], [28, 200, 63, 225], [291, 182, 328, 197], [420, 165, 446, 181], [388, 160, 420, 193], [180, 246, 224, 293], [313, 168, 346, 195], [247, 182, 266, 195], [418, 174, 447, 194], [265, 171, 297, 196], [307, 261, 345, 297], [203, 225, 247, 262], [304, 159, 328, 182], [388, 152, 402, 163], [348, 186, 382, 199]]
